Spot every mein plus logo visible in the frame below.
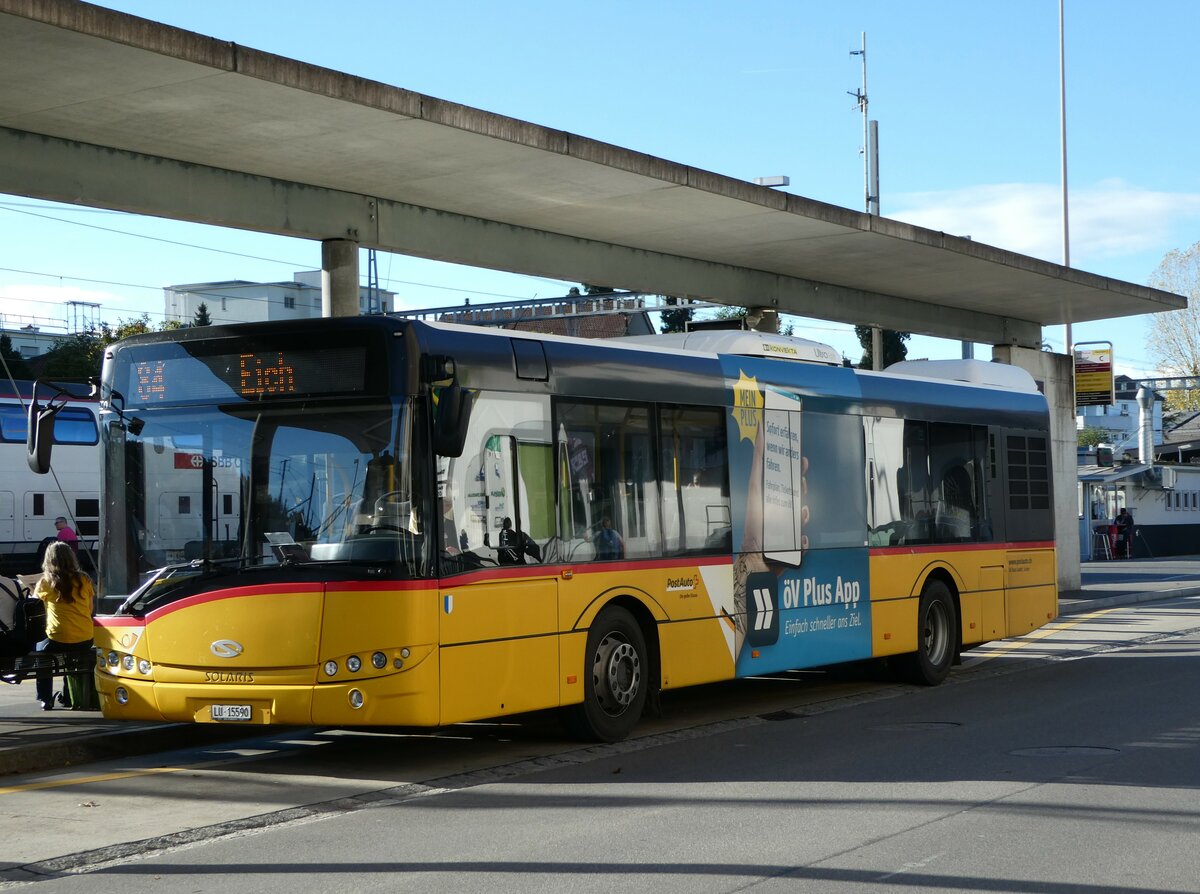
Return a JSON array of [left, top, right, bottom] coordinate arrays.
[[745, 571, 779, 647]]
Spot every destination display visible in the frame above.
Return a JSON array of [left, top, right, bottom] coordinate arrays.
[[122, 343, 370, 406]]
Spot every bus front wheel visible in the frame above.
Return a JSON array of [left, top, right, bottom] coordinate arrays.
[[899, 579, 958, 686], [563, 605, 648, 742]]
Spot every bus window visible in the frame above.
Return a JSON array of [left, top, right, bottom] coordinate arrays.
[[0, 405, 97, 445], [439, 392, 552, 571], [868, 417, 991, 545], [930, 423, 989, 542], [868, 417, 930, 545], [0, 405, 22, 442], [660, 406, 730, 555], [557, 401, 660, 561]]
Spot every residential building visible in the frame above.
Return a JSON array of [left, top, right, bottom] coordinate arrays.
[[1076, 374, 1164, 456], [164, 270, 394, 326]]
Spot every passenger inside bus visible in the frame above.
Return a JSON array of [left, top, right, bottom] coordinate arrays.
[[594, 516, 624, 560], [497, 516, 541, 565]]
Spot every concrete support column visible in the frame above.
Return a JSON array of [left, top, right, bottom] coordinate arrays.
[[992, 344, 1080, 593], [321, 238, 359, 318]]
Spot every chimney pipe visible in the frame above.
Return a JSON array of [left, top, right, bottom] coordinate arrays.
[[1137, 385, 1155, 466]]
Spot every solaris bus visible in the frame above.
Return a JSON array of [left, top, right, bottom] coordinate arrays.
[[28, 316, 1056, 741]]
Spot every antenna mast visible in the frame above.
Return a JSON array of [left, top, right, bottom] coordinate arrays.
[[850, 32, 884, 367], [849, 33, 879, 215]]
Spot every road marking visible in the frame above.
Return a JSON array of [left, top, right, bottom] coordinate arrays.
[[877, 852, 944, 881], [0, 739, 323, 796], [0, 764, 187, 796], [969, 608, 1118, 663]]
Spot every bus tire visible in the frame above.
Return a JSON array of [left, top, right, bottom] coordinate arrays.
[[899, 578, 957, 686], [563, 605, 648, 743]]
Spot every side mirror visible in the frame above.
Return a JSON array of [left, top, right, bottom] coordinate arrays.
[[26, 386, 61, 475], [26, 378, 102, 475], [432, 385, 475, 458]]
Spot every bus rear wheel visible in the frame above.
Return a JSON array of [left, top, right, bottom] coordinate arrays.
[[563, 605, 648, 742], [899, 579, 957, 686]]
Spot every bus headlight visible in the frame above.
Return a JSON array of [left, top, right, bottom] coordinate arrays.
[[138, 659, 153, 675], [323, 660, 338, 677], [107, 651, 119, 667], [121, 654, 135, 671], [115, 687, 129, 705], [371, 651, 387, 669], [346, 655, 362, 673], [348, 689, 364, 709]]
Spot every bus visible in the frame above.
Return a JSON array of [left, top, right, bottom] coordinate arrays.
[[42, 316, 1055, 741], [0, 381, 99, 576]]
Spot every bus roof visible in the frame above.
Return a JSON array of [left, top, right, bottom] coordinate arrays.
[[613, 331, 843, 366], [882, 359, 1040, 393]]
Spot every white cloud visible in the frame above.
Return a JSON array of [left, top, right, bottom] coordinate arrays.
[[888, 180, 1200, 270]]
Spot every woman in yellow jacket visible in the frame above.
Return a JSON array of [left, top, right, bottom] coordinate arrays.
[[34, 540, 95, 711]]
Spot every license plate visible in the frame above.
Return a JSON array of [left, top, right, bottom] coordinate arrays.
[[211, 704, 252, 722]]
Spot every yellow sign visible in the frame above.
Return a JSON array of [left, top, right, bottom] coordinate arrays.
[[732, 371, 764, 442], [1074, 342, 1114, 407]]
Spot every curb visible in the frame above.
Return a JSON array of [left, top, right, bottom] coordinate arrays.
[[0, 722, 261, 777], [1058, 586, 1200, 616]]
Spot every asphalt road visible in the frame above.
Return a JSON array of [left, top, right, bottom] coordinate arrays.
[[3, 595, 1199, 892]]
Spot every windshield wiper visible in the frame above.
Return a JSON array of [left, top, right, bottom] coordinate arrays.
[[117, 556, 249, 615]]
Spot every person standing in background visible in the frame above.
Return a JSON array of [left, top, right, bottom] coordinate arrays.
[[54, 517, 78, 553]]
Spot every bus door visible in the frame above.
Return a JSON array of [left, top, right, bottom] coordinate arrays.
[[436, 397, 560, 724]]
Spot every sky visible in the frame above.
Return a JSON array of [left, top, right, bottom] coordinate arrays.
[[2, 0, 1199, 375]]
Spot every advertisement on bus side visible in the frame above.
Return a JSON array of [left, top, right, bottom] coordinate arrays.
[[724, 359, 872, 676]]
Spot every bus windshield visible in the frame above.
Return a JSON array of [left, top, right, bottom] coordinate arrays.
[[100, 396, 426, 600]]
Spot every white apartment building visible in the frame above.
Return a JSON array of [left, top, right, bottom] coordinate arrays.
[[1076, 374, 1164, 454], [164, 270, 394, 326]]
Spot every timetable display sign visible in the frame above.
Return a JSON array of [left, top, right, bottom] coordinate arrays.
[[1074, 342, 1115, 407]]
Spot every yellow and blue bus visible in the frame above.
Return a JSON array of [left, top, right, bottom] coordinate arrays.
[[51, 316, 1054, 741]]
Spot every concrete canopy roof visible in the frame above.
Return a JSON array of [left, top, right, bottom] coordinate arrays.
[[0, 0, 1185, 347]]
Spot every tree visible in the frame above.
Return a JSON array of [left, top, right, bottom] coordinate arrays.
[[1147, 241, 1200, 411], [0, 333, 32, 380], [854, 326, 910, 370], [40, 314, 167, 379], [1078, 425, 1118, 448], [40, 331, 105, 378], [659, 296, 693, 334], [193, 302, 213, 326]]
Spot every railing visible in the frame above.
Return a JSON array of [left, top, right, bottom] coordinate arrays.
[[1, 649, 96, 682], [390, 292, 720, 325]]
